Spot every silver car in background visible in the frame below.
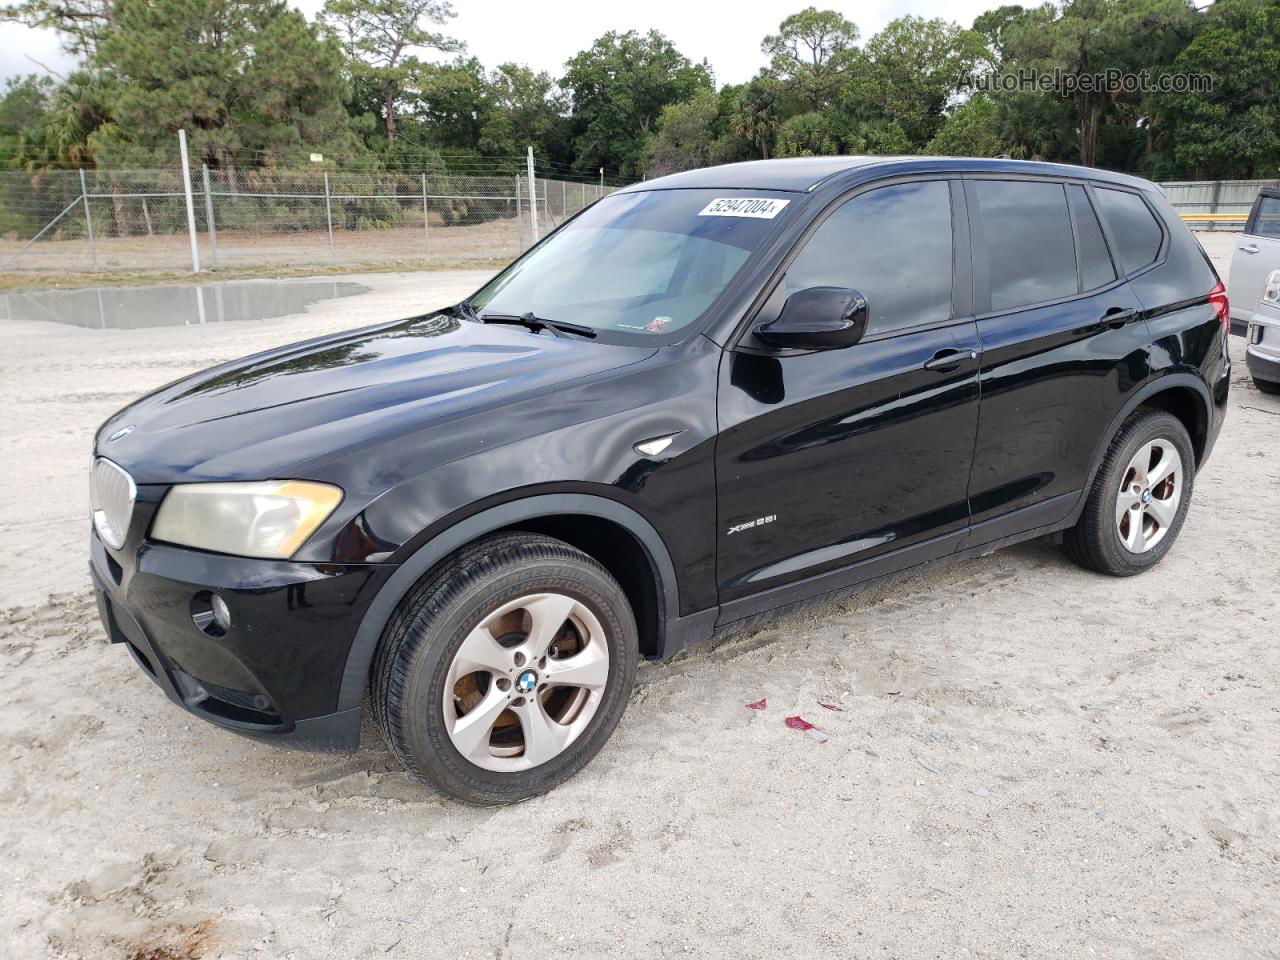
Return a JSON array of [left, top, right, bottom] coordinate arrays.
[[1229, 188, 1280, 332]]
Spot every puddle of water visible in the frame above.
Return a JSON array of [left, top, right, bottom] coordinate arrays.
[[0, 279, 369, 330]]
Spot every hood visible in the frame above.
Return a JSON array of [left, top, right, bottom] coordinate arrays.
[[96, 313, 655, 483]]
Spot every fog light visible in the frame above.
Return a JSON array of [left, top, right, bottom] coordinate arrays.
[[190, 591, 229, 637]]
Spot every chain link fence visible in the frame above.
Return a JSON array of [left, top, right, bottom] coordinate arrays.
[[0, 162, 624, 275], [10, 162, 1268, 277]]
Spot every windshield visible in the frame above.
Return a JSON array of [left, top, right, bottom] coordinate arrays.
[[468, 189, 797, 339]]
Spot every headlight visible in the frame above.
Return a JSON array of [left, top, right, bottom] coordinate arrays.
[[151, 480, 343, 559], [1262, 270, 1280, 309]]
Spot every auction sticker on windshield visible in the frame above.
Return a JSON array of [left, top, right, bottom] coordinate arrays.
[[698, 197, 790, 219]]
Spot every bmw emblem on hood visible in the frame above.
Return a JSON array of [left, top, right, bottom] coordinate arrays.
[[107, 424, 135, 443]]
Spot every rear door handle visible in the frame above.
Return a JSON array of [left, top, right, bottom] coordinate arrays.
[[923, 348, 976, 372], [1102, 307, 1139, 329], [1239, 243, 1260, 254]]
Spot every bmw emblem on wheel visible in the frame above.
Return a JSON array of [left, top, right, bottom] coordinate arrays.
[[516, 670, 537, 694]]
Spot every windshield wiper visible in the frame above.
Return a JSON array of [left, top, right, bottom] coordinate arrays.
[[479, 311, 597, 339]]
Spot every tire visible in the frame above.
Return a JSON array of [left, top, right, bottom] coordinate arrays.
[[1062, 409, 1195, 576], [370, 532, 638, 804], [1253, 377, 1280, 395]]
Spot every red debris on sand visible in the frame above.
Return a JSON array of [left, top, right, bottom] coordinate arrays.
[[816, 701, 844, 711], [784, 715, 831, 743], [745, 697, 768, 711]]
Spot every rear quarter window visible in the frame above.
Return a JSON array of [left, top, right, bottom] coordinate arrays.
[[1094, 188, 1163, 274], [1067, 185, 1116, 292]]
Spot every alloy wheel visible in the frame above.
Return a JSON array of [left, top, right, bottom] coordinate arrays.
[[1115, 439, 1183, 554], [442, 592, 610, 772]]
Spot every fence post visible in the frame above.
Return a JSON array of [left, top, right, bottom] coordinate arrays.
[[527, 146, 539, 243], [78, 168, 97, 270], [178, 129, 200, 272], [421, 173, 430, 257], [562, 179, 567, 220], [515, 174, 522, 225], [324, 170, 335, 262], [201, 164, 219, 268]]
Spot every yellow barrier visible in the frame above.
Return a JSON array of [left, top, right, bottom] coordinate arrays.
[[1180, 213, 1247, 222]]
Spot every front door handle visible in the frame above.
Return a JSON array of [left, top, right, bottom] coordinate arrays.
[[923, 348, 977, 372], [1102, 307, 1139, 329], [1239, 243, 1260, 254]]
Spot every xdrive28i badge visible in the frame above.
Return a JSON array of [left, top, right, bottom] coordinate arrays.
[[727, 514, 776, 536]]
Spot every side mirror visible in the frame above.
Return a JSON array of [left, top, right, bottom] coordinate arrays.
[[755, 286, 868, 351]]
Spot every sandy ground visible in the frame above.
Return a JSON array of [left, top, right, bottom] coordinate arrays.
[[1, 234, 1278, 959]]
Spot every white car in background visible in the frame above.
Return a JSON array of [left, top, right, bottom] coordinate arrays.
[[1229, 188, 1280, 330], [1229, 188, 1280, 393]]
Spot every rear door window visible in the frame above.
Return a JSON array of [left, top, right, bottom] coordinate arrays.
[[1094, 187, 1163, 274], [783, 180, 954, 337], [974, 180, 1078, 311], [1067, 185, 1117, 291]]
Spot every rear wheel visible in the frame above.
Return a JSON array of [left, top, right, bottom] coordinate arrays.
[[1253, 377, 1280, 395], [371, 532, 638, 804], [1063, 410, 1195, 576]]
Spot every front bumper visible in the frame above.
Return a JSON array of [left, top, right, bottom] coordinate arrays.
[[91, 520, 393, 751], [1246, 309, 1280, 385], [1247, 345, 1280, 385]]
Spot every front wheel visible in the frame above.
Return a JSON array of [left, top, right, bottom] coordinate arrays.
[[371, 533, 638, 804], [1062, 410, 1195, 576]]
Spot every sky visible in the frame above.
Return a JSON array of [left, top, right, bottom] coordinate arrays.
[[1, 0, 998, 86]]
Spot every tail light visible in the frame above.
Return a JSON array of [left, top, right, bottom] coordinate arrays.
[[1208, 281, 1230, 335]]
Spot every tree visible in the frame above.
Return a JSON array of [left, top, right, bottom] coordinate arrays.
[[926, 95, 1004, 156], [855, 16, 989, 148], [561, 30, 712, 178], [644, 90, 722, 176], [0, 0, 120, 57], [1005, 0, 1198, 167], [992, 90, 1077, 160], [842, 117, 912, 155], [477, 63, 570, 161], [762, 7, 860, 111], [96, 0, 361, 167], [924, 89, 1076, 160], [412, 56, 489, 151], [0, 75, 52, 168], [321, 0, 461, 143], [39, 69, 118, 166], [972, 4, 1032, 65], [775, 111, 837, 156], [730, 74, 782, 159], [1148, 0, 1280, 179]]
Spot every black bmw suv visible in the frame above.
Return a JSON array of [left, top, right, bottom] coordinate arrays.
[[91, 157, 1230, 803]]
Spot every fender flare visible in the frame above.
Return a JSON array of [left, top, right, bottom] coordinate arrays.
[[1069, 372, 1213, 523], [335, 493, 680, 712]]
